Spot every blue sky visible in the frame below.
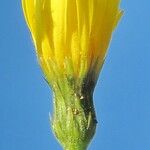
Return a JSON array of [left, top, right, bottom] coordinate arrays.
[[0, 0, 150, 150]]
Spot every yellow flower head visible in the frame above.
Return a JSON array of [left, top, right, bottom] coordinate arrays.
[[22, 0, 122, 85], [22, 1, 123, 148]]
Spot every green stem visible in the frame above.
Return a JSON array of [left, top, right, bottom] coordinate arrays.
[[64, 143, 87, 150], [51, 77, 97, 150]]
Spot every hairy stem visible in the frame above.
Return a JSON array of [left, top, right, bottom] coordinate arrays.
[[51, 77, 97, 150]]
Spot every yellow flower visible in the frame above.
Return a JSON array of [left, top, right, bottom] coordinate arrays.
[[22, 0, 122, 84], [22, 1, 123, 149]]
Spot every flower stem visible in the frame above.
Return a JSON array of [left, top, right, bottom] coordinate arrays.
[[51, 76, 97, 150], [64, 143, 87, 150]]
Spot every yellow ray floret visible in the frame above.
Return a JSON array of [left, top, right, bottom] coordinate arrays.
[[22, 0, 122, 82]]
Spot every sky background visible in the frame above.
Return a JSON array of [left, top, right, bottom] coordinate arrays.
[[0, 0, 150, 150]]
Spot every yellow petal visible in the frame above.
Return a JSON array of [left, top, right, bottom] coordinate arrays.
[[22, 0, 122, 82]]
